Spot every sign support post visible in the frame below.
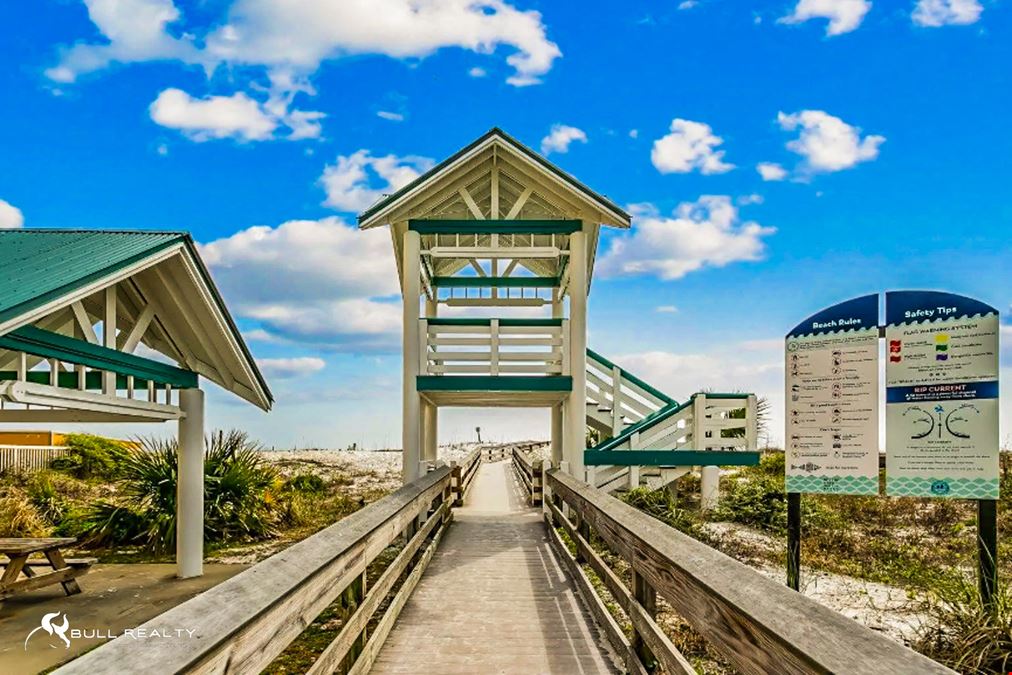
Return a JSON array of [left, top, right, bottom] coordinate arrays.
[[978, 499, 998, 609], [787, 492, 801, 591]]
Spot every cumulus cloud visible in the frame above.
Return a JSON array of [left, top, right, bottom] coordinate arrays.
[[0, 199, 24, 229], [200, 217, 402, 350], [319, 150, 433, 213], [540, 124, 587, 155], [651, 119, 734, 175], [655, 305, 678, 313], [377, 111, 405, 122], [779, 0, 871, 36], [256, 357, 326, 378], [150, 88, 276, 141], [777, 110, 885, 173], [756, 162, 788, 181], [50, 0, 560, 89], [468, 66, 487, 78], [598, 196, 775, 280], [912, 0, 982, 26], [44, 0, 204, 83]]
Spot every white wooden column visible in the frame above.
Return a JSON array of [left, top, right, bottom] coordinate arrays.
[[565, 229, 587, 480], [402, 229, 423, 484], [422, 399, 438, 463], [550, 288, 564, 465], [177, 387, 204, 578], [102, 286, 117, 395], [694, 393, 719, 510]]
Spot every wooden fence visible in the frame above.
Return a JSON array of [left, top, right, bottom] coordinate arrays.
[[544, 468, 955, 675], [510, 445, 543, 506], [0, 445, 66, 473], [451, 447, 482, 506], [56, 467, 455, 675]]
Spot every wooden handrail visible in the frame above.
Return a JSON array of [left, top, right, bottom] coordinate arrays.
[[545, 469, 955, 675], [57, 467, 454, 675], [510, 444, 543, 506]]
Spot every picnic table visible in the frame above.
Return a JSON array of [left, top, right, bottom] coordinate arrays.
[[0, 538, 95, 600]]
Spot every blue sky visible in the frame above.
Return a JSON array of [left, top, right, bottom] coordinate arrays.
[[0, 0, 1009, 448]]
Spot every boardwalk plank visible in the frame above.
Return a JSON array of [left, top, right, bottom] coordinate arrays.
[[370, 461, 620, 675]]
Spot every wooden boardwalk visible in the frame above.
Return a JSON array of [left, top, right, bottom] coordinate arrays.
[[371, 461, 620, 674]]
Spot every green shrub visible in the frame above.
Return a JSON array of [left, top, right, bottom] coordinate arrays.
[[713, 457, 836, 533], [0, 486, 50, 536], [25, 471, 70, 524], [914, 573, 1012, 675], [51, 433, 129, 478], [284, 473, 326, 494], [77, 430, 288, 552], [621, 487, 700, 535]]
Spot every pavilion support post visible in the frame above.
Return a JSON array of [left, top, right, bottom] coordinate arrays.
[[102, 286, 117, 395], [402, 229, 423, 484], [422, 399, 438, 464], [565, 229, 587, 480], [177, 387, 205, 579]]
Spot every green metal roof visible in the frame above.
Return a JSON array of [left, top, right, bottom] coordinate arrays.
[[0, 229, 273, 408], [358, 127, 630, 225], [0, 229, 186, 327]]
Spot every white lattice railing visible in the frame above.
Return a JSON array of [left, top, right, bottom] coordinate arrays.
[[0, 445, 67, 473], [421, 319, 569, 376]]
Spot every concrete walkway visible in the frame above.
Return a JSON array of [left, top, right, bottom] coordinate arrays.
[[371, 461, 619, 674]]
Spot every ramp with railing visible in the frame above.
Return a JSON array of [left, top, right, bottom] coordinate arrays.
[[58, 446, 954, 675]]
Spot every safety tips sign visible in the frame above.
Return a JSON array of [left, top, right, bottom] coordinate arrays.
[[785, 294, 880, 495], [885, 291, 1000, 499]]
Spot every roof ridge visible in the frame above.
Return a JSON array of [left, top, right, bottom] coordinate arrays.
[[1, 228, 190, 236]]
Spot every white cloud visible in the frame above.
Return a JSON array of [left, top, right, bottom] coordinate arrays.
[[377, 111, 405, 122], [777, 110, 885, 173], [678, 1, 699, 9], [651, 119, 734, 175], [256, 357, 326, 378], [655, 305, 678, 313], [468, 66, 487, 78], [0, 199, 24, 229], [779, 0, 871, 36], [149, 82, 324, 142], [628, 129, 639, 139], [149, 88, 277, 141], [737, 193, 764, 205], [319, 150, 433, 212], [44, 0, 204, 83], [540, 124, 587, 155], [200, 217, 403, 350], [756, 162, 788, 181], [50, 0, 560, 89], [598, 196, 775, 280], [912, 0, 982, 26]]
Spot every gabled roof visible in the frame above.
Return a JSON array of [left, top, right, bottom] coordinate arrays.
[[0, 229, 272, 410], [358, 127, 630, 228]]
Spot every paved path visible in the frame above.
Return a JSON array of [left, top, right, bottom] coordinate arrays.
[[371, 461, 620, 674]]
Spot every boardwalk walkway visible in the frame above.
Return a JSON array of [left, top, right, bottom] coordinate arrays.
[[371, 461, 620, 674]]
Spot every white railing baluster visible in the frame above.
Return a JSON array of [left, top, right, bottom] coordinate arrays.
[[489, 319, 500, 376]]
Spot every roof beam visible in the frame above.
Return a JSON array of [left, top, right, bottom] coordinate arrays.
[[409, 219, 581, 234]]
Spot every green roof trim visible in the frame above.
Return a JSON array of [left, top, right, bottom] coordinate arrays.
[[417, 375, 572, 392], [0, 325, 198, 388], [358, 128, 629, 225], [431, 276, 560, 289], [409, 219, 582, 234], [426, 318, 563, 327], [587, 348, 676, 405], [0, 371, 176, 391], [585, 450, 761, 467]]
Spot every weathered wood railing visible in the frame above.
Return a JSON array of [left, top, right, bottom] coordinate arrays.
[[510, 445, 543, 505], [452, 447, 482, 506], [544, 468, 955, 675], [57, 467, 455, 675], [0, 444, 67, 473]]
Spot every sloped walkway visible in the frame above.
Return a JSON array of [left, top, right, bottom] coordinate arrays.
[[370, 461, 620, 674]]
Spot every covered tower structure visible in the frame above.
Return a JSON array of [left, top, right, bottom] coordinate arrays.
[[359, 128, 629, 482]]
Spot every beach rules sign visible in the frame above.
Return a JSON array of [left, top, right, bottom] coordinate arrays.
[[785, 294, 880, 495], [885, 291, 1000, 499]]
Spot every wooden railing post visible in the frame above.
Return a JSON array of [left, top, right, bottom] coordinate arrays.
[[451, 463, 463, 506], [631, 568, 657, 669], [531, 459, 543, 506]]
